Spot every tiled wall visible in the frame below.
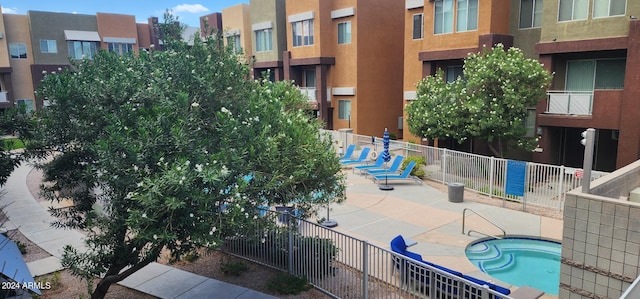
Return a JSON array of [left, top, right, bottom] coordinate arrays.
[[561, 160, 640, 298]]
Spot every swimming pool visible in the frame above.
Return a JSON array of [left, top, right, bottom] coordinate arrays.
[[465, 237, 561, 295]]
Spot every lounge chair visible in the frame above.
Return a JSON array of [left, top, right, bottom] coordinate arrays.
[[353, 155, 385, 174], [339, 144, 356, 161], [373, 161, 422, 185], [340, 147, 371, 166], [364, 155, 404, 177]]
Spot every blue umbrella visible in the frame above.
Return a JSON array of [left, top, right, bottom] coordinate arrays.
[[379, 128, 394, 190]]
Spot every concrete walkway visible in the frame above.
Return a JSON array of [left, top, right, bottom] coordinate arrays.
[[0, 163, 277, 299], [327, 169, 562, 298]]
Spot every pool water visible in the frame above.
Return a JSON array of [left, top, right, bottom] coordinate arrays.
[[465, 237, 561, 295]]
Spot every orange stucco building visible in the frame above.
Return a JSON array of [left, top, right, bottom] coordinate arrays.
[[402, 0, 512, 143], [283, 0, 405, 137]]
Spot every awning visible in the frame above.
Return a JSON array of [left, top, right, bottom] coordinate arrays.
[[0, 234, 41, 295], [64, 30, 100, 41], [103, 37, 136, 44]]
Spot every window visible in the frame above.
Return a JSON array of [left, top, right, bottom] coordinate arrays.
[[593, 0, 626, 18], [412, 14, 424, 39], [434, 0, 454, 34], [68, 41, 98, 60], [227, 35, 242, 54], [456, 0, 478, 32], [566, 59, 626, 91], [446, 66, 464, 83], [107, 43, 133, 55], [559, 0, 588, 21], [40, 40, 58, 53], [292, 19, 314, 47], [255, 29, 273, 52], [338, 100, 351, 120], [524, 108, 537, 137], [9, 43, 27, 59], [304, 69, 316, 88], [520, 0, 543, 28], [338, 22, 352, 44], [16, 99, 35, 113]]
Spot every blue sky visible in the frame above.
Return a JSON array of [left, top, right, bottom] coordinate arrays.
[[0, 1, 247, 27]]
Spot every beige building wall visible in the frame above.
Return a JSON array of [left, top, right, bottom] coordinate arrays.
[[0, 10, 10, 69], [222, 4, 253, 61], [5, 14, 36, 104], [541, 0, 639, 42], [250, 0, 285, 63]]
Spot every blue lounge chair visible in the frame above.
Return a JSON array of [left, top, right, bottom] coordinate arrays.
[[339, 144, 356, 161], [353, 154, 385, 174], [365, 155, 404, 177], [373, 161, 422, 185], [390, 235, 511, 298], [340, 147, 371, 166]]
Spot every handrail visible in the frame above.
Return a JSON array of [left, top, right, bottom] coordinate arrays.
[[462, 208, 506, 239]]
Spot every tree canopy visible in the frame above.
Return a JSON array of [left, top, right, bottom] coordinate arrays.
[[0, 106, 32, 186], [406, 44, 552, 157], [27, 23, 345, 299]]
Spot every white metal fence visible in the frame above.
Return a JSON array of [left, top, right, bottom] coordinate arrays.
[[223, 210, 513, 299], [323, 129, 608, 211]]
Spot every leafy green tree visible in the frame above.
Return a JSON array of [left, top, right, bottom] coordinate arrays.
[[27, 20, 345, 299], [0, 105, 32, 186], [407, 44, 552, 157]]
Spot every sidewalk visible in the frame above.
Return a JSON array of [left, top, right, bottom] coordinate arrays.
[[0, 163, 277, 299]]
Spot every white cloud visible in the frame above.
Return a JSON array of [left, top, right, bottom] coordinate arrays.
[[1, 7, 18, 14], [172, 4, 209, 14]]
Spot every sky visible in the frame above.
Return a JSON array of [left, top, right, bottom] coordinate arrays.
[[0, 0, 247, 27]]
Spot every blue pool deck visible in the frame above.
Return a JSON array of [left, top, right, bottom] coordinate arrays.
[[328, 170, 564, 299]]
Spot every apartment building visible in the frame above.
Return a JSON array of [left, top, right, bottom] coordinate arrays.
[[283, 0, 404, 137], [0, 10, 162, 111], [222, 4, 253, 62], [200, 12, 223, 37], [402, 0, 513, 146], [533, 0, 640, 171], [250, 0, 287, 81], [1, 11, 34, 112]]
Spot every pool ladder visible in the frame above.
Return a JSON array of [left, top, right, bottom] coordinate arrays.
[[461, 208, 506, 239]]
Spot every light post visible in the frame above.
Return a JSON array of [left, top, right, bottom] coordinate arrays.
[[580, 128, 595, 194]]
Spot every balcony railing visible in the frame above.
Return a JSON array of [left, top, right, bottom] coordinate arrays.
[[0, 91, 8, 103], [298, 87, 316, 101], [546, 90, 593, 115]]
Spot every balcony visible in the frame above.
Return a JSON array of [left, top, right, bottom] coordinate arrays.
[[546, 91, 593, 116], [299, 87, 316, 101]]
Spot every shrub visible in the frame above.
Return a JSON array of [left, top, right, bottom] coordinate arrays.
[[401, 156, 426, 178], [267, 273, 312, 295], [243, 229, 338, 278], [220, 259, 249, 276]]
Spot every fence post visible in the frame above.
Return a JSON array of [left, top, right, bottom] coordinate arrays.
[[362, 240, 369, 299], [523, 162, 528, 212], [558, 165, 565, 211], [489, 156, 495, 198], [287, 211, 294, 274], [442, 149, 447, 184]]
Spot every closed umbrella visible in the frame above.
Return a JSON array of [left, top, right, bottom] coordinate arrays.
[[379, 128, 394, 191]]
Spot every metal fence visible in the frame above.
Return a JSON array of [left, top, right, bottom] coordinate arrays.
[[324, 129, 608, 211], [223, 210, 512, 299]]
